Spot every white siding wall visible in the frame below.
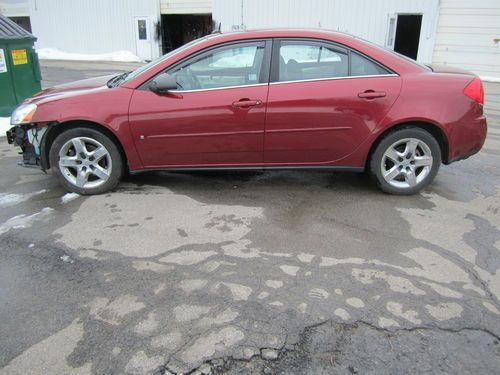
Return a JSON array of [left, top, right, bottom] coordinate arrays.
[[433, 0, 500, 79], [213, 0, 439, 62], [161, 0, 211, 14], [29, 0, 161, 59], [0, 0, 30, 17]]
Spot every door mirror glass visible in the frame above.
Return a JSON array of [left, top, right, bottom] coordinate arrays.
[[149, 73, 178, 93]]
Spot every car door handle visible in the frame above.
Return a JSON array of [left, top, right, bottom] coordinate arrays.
[[232, 99, 262, 108], [358, 90, 386, 99]]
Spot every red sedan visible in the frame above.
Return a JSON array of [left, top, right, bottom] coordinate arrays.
[[6, 29, 486, 195]]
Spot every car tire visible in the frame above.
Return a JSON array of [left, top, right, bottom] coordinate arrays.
[[369, 127, 441, 195], [49, 127, 123, 195]]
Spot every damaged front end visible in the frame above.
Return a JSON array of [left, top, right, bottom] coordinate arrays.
[[6, 124, 48, 168], [6, 102, 50, 170]]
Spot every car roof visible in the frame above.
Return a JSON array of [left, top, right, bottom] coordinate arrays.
[[205, 28, 356, 43]]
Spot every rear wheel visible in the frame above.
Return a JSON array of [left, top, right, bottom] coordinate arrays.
[[49, 127, 123, 195], [369, 128, 441, 195]]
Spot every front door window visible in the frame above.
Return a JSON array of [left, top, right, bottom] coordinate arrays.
[[167, 42, 266, 90]]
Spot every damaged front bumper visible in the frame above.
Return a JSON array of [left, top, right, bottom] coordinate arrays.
[[6, 124, 48, 169]]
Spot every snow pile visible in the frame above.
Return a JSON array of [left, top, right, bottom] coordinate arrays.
[[37, 48, 142, 62], [0, 189, 47, 208], [0, 117, 11, 135]]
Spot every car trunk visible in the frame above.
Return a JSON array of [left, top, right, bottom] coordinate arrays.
[[426, 64, 475, 76]]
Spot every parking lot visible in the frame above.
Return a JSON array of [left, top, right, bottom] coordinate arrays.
[[0, 60, 499, 374]]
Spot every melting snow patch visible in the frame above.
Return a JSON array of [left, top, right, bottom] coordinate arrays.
[[60, 255, 74, 264], [0, 207, 53, 235], [0, 189, 47, 208], [61, 193, 80, 204]]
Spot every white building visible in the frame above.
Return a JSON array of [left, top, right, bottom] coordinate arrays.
[[433, 0, 500, 80], [213, 0, 500, 80], [0, 0, 498, 79], [0, 0, 213, 61]]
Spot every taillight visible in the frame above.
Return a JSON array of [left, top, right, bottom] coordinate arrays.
[[463, 77, 484, 105]]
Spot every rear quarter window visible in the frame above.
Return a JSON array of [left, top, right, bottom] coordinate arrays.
[[350, 51, 390, 76]]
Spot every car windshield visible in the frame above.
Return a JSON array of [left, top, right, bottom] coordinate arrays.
[[111, 37, 209, 87]]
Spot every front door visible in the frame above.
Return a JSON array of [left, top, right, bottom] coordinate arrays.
[[134, 17, 152, 61], [128, 40, 271, 168], [264, 39, 402, 165]]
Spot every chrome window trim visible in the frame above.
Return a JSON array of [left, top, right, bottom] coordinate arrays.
[[270, 73, 399, 86], [168, 82, 269, 93], [164, 73, 398, 93]]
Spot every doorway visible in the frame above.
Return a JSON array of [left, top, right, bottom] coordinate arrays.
[[161, 14, 212, 54], [393, 15, 422, 60]]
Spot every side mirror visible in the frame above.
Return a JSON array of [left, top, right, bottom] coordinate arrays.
[[149, 73, 178, 93]]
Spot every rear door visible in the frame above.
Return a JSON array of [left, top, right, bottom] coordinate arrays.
[[264, 39, 402, 165]]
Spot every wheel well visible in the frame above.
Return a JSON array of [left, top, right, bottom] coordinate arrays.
[[366, 122, 449, 168], [42, 120, 128, 170]]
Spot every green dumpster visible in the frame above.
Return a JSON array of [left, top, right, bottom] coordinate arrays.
[[0, 14, 42, 117]]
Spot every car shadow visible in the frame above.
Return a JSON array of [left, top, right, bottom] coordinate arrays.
[[120, 169, 379, 196]]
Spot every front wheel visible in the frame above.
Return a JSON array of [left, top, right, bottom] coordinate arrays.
[[369, 128, 441, 195], [49, 127, 123, 195]]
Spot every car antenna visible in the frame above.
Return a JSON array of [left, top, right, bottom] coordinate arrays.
[[212, 22, 222, 34]]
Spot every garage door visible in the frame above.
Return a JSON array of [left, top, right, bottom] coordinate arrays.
[[433, 0, 500, 80]]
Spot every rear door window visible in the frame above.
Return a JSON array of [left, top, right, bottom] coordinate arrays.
[[276, 39, 392, 83], [279, 41, 348, 81]]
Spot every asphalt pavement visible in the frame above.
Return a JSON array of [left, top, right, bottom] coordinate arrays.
[[0, 60, 499, 375]]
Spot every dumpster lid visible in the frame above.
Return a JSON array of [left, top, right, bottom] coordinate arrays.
[[0, 14, 36, 41]]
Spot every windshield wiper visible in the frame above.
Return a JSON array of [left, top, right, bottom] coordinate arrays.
[[106, 72, 131, 88]]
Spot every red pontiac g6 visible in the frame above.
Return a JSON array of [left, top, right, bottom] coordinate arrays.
[[6, 29, 487, 195]]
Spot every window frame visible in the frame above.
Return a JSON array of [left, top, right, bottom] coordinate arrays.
[[270, 38, 398, 85], [140, 39, 273, 93]]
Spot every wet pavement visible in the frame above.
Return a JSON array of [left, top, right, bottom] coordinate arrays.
[[0, 61, 499, 374]]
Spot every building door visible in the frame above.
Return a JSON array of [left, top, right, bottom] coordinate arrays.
[[386, 14, 422, 60], [134, 17, 152, 61]]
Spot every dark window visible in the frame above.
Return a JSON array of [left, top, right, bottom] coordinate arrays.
[[350, 52, 390, 76], [167, 42, 265, 90], [138, 20, 147, 40], [278, 41, 348, 82]]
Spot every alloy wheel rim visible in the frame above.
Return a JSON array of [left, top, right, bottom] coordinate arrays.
[[380, 137, 433, 189], [58, 137, 112, 189]]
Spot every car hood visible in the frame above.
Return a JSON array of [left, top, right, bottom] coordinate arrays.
[[27, 74, 118, 104]]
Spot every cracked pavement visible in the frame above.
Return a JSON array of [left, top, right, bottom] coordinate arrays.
[[0, 61, 499, 374]]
